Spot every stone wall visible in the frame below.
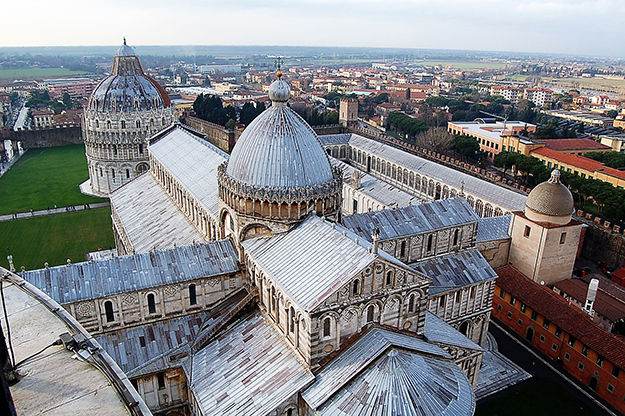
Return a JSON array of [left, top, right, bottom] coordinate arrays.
[[0, 126, 82, 149], [182, 116, 240, 153], [580, 220, 625, 270]]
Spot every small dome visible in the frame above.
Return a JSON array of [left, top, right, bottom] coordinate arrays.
[[269, 79, 290, 103], [225, 80, 334, 190], [525, 169, 574, 223], [115, 38, 135, 57], [88, 41, 170, 112]]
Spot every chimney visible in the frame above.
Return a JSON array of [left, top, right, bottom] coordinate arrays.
[[372, 227, 380, 254], [583, 278, 599, 316]]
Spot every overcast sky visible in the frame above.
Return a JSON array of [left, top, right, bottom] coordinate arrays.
[[4, 0, 624, 57]]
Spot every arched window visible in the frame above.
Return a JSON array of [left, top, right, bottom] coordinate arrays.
[[95, 119, 99, 128], [107, 120, 111, 129], [400, 241, 406, 258], [136, 120, 141, 129], [323, 317, 331, 337], [386, 271, 393, 286], [439, 295, 446, 308], [126, 169, 130, 179], [270, 286, 276, 314], [121, 120, 126, 129], [189, 284, 197, 305], [111, 169, 116, 179], [147, 293, 156, 314], [289, 307, 295, 333], [427, 234, 433, 252], [286, 409, 293, 416], [104, 300, 114, 322], [408, 294, 415, 312], [162, 117, 166, 126], [366, 305, 375, 323], [453, 229, 459, 246], [470, 286, 476, 299], [352, 279, 360, 296]]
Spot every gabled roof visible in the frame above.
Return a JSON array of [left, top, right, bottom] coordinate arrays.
[[110, 172, 203, 252], [242, 216, 413, 312], [424, 311, 483, 351], [302, 328, 474, 416], [149, 124, 228, 219], [553, 278, 625, 323], [191, 311, 314, 416], [476, 215, 511, 242], [22, 241, 239, 304], [343, 198, 478, 242], [413, 249, 498, 289], [496, 266, 625, 369]]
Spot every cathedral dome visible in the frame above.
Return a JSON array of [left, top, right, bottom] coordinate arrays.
[[525, 169, 574, 225], [88, 40, 171, 113], [225, 79, 334, 189]]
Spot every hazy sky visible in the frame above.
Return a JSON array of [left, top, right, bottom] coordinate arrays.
[[4, 0, 624, 57]]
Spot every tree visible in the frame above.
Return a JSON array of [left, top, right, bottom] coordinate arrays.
[[453, 135, 481, 161], [416, 128, 454, 153], [62, 93, 73, 109], [493, 152, 518, 177]]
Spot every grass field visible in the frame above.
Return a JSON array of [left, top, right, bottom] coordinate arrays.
[[0, 68, 90, 80], [0, 145, 106, 215], [476, 378, 595, 416], [545, 76, 625, 94], [0, 207, 115, 270], [416, 60, 508, 70]]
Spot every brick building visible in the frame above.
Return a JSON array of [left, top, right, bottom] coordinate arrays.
[[493, 265, 625, 414]]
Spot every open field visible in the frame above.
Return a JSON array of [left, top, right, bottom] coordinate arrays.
[[416, 60, 508, 70], [476, 378, 595, 416], [0, 207, 115, 271], [0, 145, 106, 215], [545, 76, 625, 94], [0, 68, 90, 80]]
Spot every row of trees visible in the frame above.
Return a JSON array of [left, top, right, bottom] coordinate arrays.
[[193, 94, 267, 128], [493, 151, 625, 221], [585, 151, 625, 169], [386, 112, 429, 141]]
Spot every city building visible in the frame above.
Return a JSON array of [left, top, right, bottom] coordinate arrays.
[[524, 88, 553, 108], [530, 147, 625, 189], [82, 40, 175, 196], [490, 86, 521, 105], [447, 120, 537, 161], [493, 266, 625, 415], [31, 110, 54, 128]]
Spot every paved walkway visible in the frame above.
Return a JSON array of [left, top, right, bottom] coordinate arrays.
[[0, 150, 26, 179], [0, 201, 111, 222]]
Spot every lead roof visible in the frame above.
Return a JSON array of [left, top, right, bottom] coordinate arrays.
[[242, 215, 410, 312], [22, 241, 239, 304], [342, 198, 479, 242]]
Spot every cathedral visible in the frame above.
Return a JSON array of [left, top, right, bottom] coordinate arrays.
[[18, 46, 523, 416]]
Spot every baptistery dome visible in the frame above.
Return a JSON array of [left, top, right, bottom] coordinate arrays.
[[88, 40, 170, 113], [82, 39, 175, 196], [525, 169, 574, 225], [218, 76, 342, 240]]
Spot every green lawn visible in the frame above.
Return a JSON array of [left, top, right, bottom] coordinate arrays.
[[476, 378, 595, 416], [0, 68, 90, 80], [0, 145, 106, 215], [0, 207, 115, 271]]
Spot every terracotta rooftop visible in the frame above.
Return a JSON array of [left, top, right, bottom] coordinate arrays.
[[553, 278, 625, 323], [496, 265, 625, 369], [542, 138, 611, 151], [531, 147, 625, 180]]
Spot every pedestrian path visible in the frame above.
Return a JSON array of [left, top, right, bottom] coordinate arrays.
[[0, 201, 111, 222]]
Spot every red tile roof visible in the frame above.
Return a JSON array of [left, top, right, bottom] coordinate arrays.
[[554, 278, 625, 322], [496, 265, 625, 369], [542, 138, 611, 151], [532, 147, 625, 180]]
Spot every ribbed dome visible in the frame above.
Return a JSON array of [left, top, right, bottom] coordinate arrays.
[[88, 40, 170, 112], [525, 169, 574, 222], [225, 79, 334, 189]]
